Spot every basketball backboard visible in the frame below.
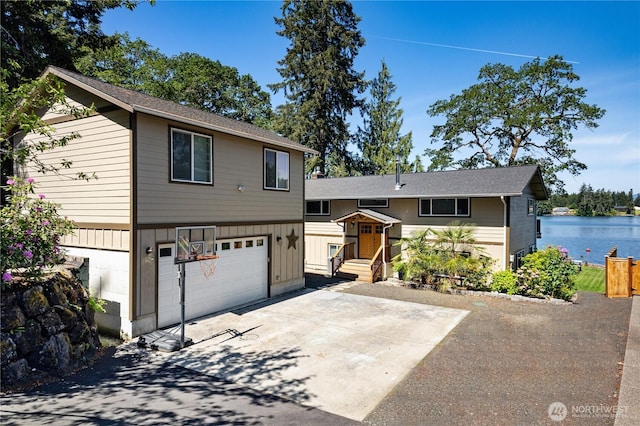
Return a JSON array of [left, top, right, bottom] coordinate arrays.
[[175, 225, 216, 263]]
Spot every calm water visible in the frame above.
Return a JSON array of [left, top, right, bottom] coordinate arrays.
[[537, 216, 640, 265]]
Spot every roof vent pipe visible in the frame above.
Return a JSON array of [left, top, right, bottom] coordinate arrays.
[[394, 156, 401, 190]]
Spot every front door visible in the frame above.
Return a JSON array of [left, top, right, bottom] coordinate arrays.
[[359, 223, 382, 259]]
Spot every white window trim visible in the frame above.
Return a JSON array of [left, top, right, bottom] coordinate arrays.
[[170, 128, 212, 184], [419, 197, 470, 217], [358, 199, 389, 208], [306, 200, 330, 215], [264, 148, 290, 190]]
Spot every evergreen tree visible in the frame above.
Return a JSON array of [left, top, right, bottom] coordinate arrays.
[[576, 184, 594, 216], [356, 60, 415, 175], [270, 0, 366, 176]]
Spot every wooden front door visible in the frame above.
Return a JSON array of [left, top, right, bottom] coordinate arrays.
[[359, 223, 382, 259]]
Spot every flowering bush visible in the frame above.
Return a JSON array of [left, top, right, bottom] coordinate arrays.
[[489, 247, 578, 301], [521, 246, 578, 300], [515, 265, 546, 299], [1, 177, 76, 282]]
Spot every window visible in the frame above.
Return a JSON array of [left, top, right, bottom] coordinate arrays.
[[264, 148, 289, 190], [306, 200, 330, 215], [528, 199, 535, 215], [512, 249, 526, 270], [234, 241, 242, 249], [358, 199, 388, 208], [328, 243, 341, 257], [245, 240, 253, 248], [171, 129, 212, 184], [419, 198, 470, 216]]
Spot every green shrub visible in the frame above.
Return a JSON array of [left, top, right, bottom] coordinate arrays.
[[491, 270, 518, 294], [520, 247, 578, 300]]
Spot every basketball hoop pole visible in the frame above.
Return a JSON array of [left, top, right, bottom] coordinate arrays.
[[178, 261, 186, 348]]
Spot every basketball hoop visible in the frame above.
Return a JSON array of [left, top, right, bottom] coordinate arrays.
[[197, 255, 219, 279]]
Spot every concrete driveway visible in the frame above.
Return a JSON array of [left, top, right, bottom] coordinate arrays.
[[160, 288, 469, 421]]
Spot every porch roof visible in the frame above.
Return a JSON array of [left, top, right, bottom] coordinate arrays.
[[332, 209, 402, 225]]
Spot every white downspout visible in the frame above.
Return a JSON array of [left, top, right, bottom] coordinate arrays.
[[500, 196, 508, 270]]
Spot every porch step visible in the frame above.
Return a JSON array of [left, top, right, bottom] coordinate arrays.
[[336, 260, 374, 283]]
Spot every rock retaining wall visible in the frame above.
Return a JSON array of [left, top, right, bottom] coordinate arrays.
[[1, 269, 101, 391]]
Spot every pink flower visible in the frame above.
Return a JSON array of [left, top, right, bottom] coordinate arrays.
[[2, 272, 12, 282], [23, 250, 33, 260], [42, 220, 50, 226], [27, 178, 34, 184], [6, 179, 14, 185], [38, 194, 45, 199]]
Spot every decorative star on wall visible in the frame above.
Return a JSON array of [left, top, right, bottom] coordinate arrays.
[[286, 229, 299, 249]]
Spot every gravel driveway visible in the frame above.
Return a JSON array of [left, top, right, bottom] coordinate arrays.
[[327, 279, 632, 425]]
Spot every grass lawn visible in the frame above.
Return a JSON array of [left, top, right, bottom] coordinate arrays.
[[574, 266, 605, 293]]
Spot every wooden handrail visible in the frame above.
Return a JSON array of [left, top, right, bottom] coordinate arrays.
[[329, 242, 355, 276], [369, 245, 384, 282], [368, 245, 384, 267]]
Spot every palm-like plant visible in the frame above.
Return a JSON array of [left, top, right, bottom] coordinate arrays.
[[393, 222, 493, 289]]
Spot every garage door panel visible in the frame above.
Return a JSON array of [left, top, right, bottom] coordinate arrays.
[[158, 237, 268, 328]]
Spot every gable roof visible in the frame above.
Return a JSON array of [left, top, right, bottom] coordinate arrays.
[[333, 209, 402, 225], [306, 165, 549, 200], [44, 66, 316, 154]]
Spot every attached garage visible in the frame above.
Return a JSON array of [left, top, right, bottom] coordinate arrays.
[[157, 236, 269, 328]]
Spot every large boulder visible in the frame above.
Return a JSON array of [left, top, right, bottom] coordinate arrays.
[[0, 270, 102, 391]]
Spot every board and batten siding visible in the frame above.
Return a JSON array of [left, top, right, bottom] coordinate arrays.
[[135, 223, 304, 326], [18, 109, 132, 225], [135, 114, 305, 225], [304, 222, 344, 271], [509, 187, 539, 254]]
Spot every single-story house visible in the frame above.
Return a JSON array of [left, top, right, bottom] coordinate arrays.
[[552, 207, 571, 216], [304, 165, 548, 281], [13, 66, 316, 338]]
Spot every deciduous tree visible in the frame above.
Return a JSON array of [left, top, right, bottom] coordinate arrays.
[[76, 36, 273, 126], [426, 55, 605, 191], [1, 0, 148, 89]]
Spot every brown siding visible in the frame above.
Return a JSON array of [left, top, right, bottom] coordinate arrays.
[[19, 109, 131, 224], [135, 114, 305, 225], [305, 196, 510, 271]]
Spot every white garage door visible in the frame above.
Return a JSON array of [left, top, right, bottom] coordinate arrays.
[[158, 236, 268, 328]]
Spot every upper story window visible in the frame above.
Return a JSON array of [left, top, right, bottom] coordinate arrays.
[[306, 200, 330, 215], [264, 148, 289, 190], [358, 199, 389, 208], [171, 128, 212, 184], [528, 199, 535, 215], [419, 198, 470, 216]]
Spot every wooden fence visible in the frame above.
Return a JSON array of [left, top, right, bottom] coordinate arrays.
[[605, 247, 640, 298]]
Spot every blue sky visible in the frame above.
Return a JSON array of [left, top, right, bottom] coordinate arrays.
[[101, 1, 640, 194]]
